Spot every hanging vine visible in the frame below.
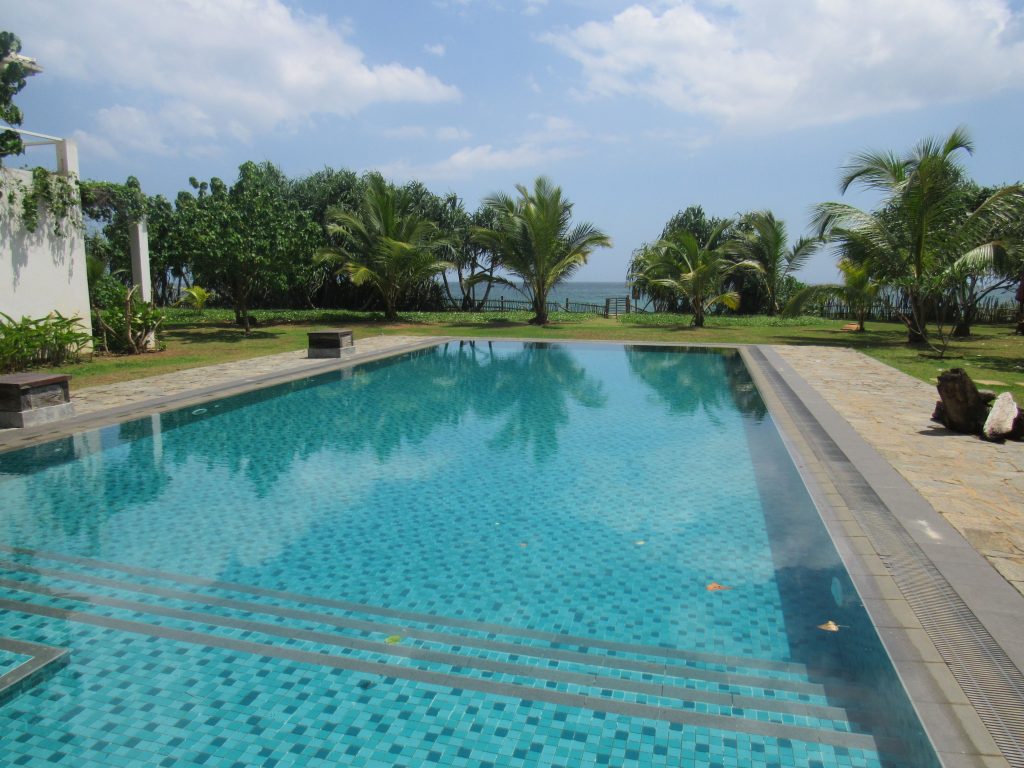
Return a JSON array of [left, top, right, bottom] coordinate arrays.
[[0, 166, 82, 237]]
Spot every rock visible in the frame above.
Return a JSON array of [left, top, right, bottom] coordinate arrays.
[[934, 368, 990, 435], [983, 392, 1024, 441]]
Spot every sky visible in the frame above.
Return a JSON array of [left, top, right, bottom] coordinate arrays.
[[6, 0, 1024, 284]]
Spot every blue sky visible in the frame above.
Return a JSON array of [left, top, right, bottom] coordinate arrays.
[[7, 0, 1024, 283]]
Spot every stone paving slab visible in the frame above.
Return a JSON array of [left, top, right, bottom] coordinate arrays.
[[68, 334, 424, 416], [773, 344, 1024, 598]]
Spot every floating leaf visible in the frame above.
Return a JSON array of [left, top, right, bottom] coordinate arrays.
[[518, 542, 528, 548], [634, 540, 646, 546], [385, 635, 402, 645], [706, 582, 732, 592], [817, 620, 842, 633]]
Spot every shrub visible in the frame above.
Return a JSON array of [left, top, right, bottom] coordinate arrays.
[[0, 312, 91, 372], [93, 286, 165, 354]]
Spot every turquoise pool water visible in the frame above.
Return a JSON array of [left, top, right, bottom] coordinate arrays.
[[0, 342, 938, 766]]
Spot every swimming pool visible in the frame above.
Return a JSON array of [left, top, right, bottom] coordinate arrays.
[[0, 341, 939, 766]]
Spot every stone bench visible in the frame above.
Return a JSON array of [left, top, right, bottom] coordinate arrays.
[[0, 373, 74, 428], [307, 329, 354, 359]]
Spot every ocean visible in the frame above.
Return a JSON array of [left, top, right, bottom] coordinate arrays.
[[443, 281, 633, 308]]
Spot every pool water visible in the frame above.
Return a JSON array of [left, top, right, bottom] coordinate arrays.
[[0, 342, 939, 767]]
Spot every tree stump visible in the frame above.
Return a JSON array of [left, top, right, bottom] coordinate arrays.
[[932, 368, 994, 435]]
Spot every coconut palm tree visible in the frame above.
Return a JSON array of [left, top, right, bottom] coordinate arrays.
[[472, 177, 611, 325], [783, 259, 881, 331], [633, 221, 762, 327], [733, 211, 821, 315], [317, 174, 452, 321], [812, 127, 1024, 344]]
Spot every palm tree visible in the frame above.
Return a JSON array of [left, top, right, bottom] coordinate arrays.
[[317, 174, 452, 321], [812, 127, 1024, 344], [733, 211, 820, 315], [783, 259, 881, 331], [472, 177, 611, 325], [633, 221, 762, 327]]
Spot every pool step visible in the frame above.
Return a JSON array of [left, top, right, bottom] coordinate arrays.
[[0, 554, 886, 752]]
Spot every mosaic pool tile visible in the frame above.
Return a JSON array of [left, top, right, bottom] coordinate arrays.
[[0, 343, 940, 766]]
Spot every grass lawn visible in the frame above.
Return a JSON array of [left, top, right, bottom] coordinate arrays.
[[53, 308, 1024, 402]]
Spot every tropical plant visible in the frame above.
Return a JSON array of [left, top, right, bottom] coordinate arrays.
[[0, 312, 90, 372], [472, 177, 611, 325], [733, 211, 820, 315], [783, 259, 882, 331], [631, 221, 762, 327], [93, 286, 164, 354], [177, 286, 215, 310], [812, 127, 1024, 344], [317, 174, 453, 321]]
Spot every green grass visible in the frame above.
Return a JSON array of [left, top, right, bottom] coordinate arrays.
[[50, 309, 1024, 402]]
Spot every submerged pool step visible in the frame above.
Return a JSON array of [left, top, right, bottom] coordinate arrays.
[[0, 545, 841, 682], [0, 589, 884, 754], [0, 565, 882, 747], [0, 555, 859, 700]]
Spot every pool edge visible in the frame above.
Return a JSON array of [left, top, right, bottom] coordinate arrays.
[[742, 344, 1022, 768]]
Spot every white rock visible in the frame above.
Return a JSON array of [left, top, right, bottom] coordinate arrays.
[[983, 392, 1020, 441]]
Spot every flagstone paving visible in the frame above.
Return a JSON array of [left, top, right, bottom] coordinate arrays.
[[774, 344, 1024, 598], [67, 334, 429, 416]]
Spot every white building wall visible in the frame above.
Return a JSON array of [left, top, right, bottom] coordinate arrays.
[[0, 164, 93, 336]]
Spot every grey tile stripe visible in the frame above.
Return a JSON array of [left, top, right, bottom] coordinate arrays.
[[0, 596, 880, 751], [749, 346, 1024, 767], [0, 575, 855, 727], [0, 557, 845, 699], [0, 636, 69, 706], [0, 544, 809, 675]]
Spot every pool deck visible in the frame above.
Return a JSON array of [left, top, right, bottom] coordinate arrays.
[[0, 337, 1021, 767]]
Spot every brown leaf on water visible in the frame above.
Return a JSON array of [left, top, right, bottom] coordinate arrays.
[[817, 620, 841, 632], [706, 582, 732, 592]]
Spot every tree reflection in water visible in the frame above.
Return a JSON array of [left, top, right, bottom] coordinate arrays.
[[624, 346, 766, 424]]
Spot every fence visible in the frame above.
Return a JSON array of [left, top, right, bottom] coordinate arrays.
[[816, 296, 1018, 324]]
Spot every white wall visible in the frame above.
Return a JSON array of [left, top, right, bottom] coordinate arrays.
[[0, 165, 93, 336]]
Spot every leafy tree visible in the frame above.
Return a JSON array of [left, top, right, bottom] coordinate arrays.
[[0, 31, 31, 162], [632, 221, 762, 327], [732, 211, 820, 315], [317, 173, 452, 321], [629, 205, 733, 312], [813, 127, 1024, 344], [183, 162, 317, 333], [473, 176, 611, 325], [783, 259, 881, 331]]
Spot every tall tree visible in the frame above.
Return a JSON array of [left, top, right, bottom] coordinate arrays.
[[633, 221, 762, 327], [473, 176, 611, 325], [732, 211, 820, 315], [184, 162, 316, 333], [813, 127, 1024, 344], [317, 173, 452, 321]]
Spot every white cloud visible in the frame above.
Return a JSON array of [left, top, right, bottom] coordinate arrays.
[[544, 0, 1024, 129], [425, 43, 447, 56], [12, 0, 459, 155], [380, 125, 472, 141], [381, 142, 575, 181], [524, 0, 548, 15]]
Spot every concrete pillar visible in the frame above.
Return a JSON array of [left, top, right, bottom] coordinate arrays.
[[55, 139, 79, 177], [129, 219, 152, 303]]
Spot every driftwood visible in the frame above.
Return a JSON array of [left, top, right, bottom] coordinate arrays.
[[932, 368, 995, 435]]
